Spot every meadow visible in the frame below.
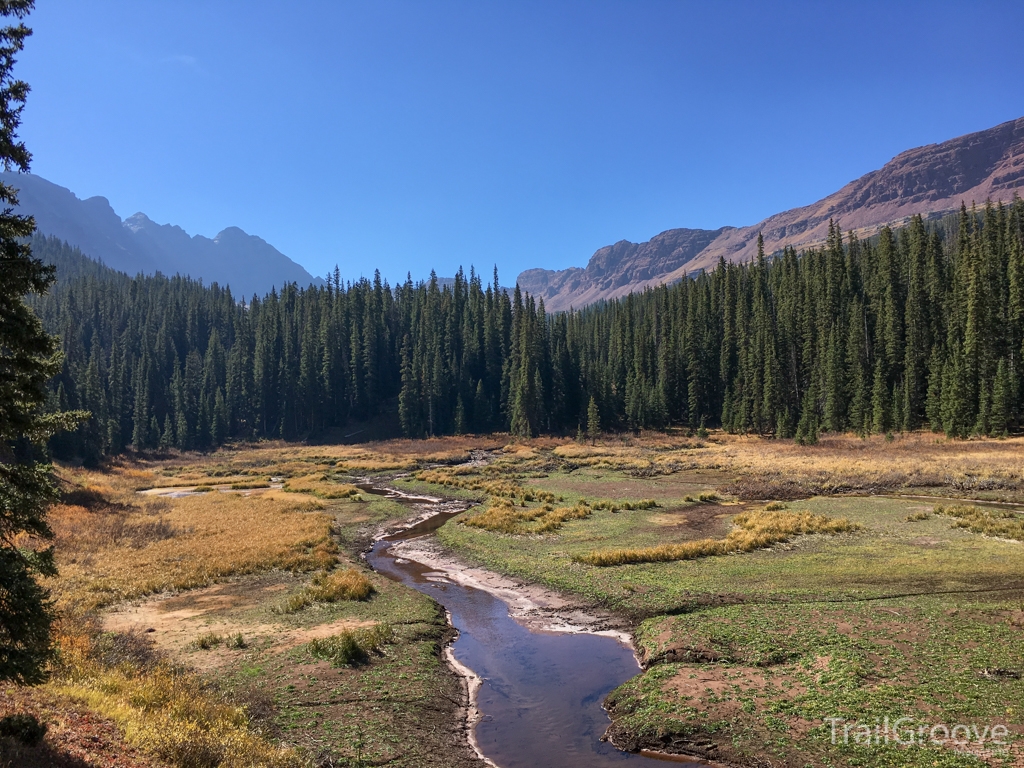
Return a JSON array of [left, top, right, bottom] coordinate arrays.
[[3, 430, 1022, 768], [4, 438, 496, 768], [422, 432, 1024, 767]]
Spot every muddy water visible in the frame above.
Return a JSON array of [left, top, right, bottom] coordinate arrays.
[[363, 485, 701, 768]]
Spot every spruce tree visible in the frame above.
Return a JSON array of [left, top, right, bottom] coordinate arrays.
[[586, 396, 600, 443], [0, 0, 79, 684]]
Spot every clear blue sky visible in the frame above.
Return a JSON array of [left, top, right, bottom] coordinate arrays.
[[18, 0, 1024, 285]]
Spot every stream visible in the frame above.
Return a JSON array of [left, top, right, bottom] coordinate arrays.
[[361, 482, 703, 768]]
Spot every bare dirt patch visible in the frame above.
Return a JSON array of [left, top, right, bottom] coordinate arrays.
[[101, 574, 376, 670]]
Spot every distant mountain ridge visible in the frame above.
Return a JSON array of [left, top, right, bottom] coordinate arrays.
[[520, 116, 1024, 311], [4, 172, 323, 298]]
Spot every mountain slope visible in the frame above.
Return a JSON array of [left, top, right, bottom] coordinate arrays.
[[520, 116, 1024, 311], [4, 172, 323, 298]]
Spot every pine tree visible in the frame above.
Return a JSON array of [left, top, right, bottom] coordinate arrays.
[[587, 396, 600, 443], [0, 0, 80, 684]]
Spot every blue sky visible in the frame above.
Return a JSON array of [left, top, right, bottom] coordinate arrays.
[[18, 0, 1024, 285]]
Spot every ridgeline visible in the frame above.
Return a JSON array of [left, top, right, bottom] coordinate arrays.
[[30, 198, 1024, 462]]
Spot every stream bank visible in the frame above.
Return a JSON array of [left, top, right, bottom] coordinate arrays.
[[360, 478, 706, 768]]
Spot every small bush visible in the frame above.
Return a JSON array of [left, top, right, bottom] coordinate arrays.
[[765, 501, 788, 511], [697, 492, 719, 503], [191, 632, 222, 650], [306, 624, 393, 667], [193, 485, 215, 493], [0, 713, 47, 746], [227, 633, 247, 649], [906, 510, 931, 522], [275, 568, 375, 614]]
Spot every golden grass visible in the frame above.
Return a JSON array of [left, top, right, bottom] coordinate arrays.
[[52, 658, 298, 768], [934, 504, 1024, 541], [541, 432, 1024, 499], [282, 473, 362, 499], [49, 467, 337, 612], [276, 568, 375, 613], [576, 508, 858, 566], [417, 468, 539, 500], [462, 498, 594, 534]]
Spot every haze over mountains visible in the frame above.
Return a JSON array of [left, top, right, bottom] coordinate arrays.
[[520, 116, 1024, 311], [3, 172, 324, 299]]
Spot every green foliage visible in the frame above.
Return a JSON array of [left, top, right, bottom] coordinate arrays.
[[0, 0, 82, 685], [305, 623, 393, 667], [0, 712, 47, 746], [25, 192, 1024, 455]]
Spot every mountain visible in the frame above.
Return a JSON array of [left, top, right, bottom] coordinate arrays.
[[520, 116, 1024, 311], [3, 172, 323, 298]]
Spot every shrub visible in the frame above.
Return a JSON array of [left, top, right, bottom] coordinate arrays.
[[306, 624, 393, 667], [275, 568, 375, 614], [191, 632, 222, 650], [0, 713, 47, 746]]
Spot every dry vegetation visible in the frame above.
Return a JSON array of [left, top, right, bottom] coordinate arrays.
[[575, 507, 857, 566], [282, 474, 362, 499], [6, 437, 503, 768], [47, 467, 337, 613], [547, 432, 1024, 501], [934, 503, 1024, 541], [10, 454, 353, 768], [274, 568, 375, 613], [51, 630, 299, 768], [461, 495, 659, 534], [463, 498, 594, 534]]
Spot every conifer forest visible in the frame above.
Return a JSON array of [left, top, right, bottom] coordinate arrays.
[[31, 200, 1024, 462]]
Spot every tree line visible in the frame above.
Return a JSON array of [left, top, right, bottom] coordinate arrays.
[[29, 197, 1024, 462]]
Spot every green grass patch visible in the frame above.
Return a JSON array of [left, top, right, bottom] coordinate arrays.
[[576, 508, 857, 566]]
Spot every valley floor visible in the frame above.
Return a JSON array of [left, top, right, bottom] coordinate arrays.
[[3, 431, 1023, 768]]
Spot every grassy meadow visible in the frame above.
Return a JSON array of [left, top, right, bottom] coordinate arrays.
[[6, 438, 496, 768], [422, 432, 1024, 767], [4, 430, 1023, 768]]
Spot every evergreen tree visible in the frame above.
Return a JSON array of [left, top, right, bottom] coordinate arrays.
[[0, 0, 80, 684], [587, 396, 601, 443]]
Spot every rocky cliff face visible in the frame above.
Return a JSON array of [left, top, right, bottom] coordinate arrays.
[[3, 172, 323, 298], [519, 226, 732, 309], [520, 116, 1024, 311]]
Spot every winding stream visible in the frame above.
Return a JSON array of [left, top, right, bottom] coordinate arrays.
[[362, 483, 703, 768]]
